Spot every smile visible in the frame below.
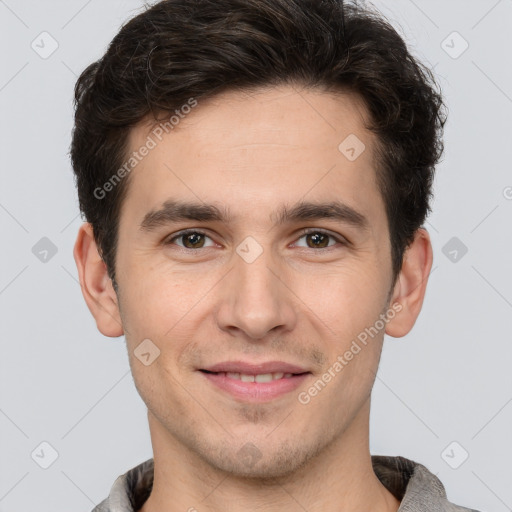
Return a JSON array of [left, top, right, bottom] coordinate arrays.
[[199, 369, 311, 402], [208, 371, 295, 382]]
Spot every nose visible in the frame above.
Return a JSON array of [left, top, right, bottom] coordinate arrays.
[[215, 245, 298, 341]]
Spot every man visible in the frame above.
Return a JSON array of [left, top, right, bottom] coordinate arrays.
[[71, 0, 480, 510]]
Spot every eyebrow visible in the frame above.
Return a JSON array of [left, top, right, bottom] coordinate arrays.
[[139, 199, 370, 233]]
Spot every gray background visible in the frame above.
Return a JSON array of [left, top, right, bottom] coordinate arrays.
[[1, 0, 511, 510]]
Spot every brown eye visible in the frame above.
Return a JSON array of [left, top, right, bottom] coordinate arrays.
[[306, 232, 330, 248], [294, 230, 342, 249], [182, 232, 205, 248], [166, 230, 215, 249]]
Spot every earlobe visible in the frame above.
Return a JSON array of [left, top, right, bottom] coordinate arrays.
[[73, 222, 124, 338], [385, 228, 433, 338]]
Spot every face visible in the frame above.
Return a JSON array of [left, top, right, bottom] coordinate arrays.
[[114, 85, 397, 478]]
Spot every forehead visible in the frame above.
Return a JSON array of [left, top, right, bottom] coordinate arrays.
[[120, 85, 384, 228]]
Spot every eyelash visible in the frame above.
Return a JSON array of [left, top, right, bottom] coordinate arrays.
[[164, 228, 347, 251]]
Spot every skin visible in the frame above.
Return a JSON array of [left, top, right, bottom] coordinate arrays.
[[74, 84, 433, 512]]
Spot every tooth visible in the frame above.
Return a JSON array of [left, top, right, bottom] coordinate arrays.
[[222, 372, 291, 382], [255, 373, 273, 383]]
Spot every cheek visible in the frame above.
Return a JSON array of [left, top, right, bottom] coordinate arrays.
[[119, 267, 212, 379], [122, 282, 197, 415], [120, 262, 200, 336], [292, 262, 387, 339], [129, 357, 193, 435]]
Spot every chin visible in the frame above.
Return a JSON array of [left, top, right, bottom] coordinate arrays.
[[198, 438, 324, 482]]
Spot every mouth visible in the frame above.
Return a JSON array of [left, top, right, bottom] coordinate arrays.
[[199, 369, 308, 382], [198, 362, 311, 402]]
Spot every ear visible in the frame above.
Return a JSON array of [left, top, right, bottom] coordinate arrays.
[[73, 222, 124, 337], [385, 228, 433, 338]]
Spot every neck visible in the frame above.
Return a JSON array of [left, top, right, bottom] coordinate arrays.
[[140, 399, 400, 512]]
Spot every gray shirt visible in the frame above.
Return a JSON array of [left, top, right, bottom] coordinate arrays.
[[92, 455, 481, 512]]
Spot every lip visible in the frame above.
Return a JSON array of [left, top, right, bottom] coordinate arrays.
[[199, 371, 311, 402], [198, 360, 311, 403], [201, 360, 309, 374]]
